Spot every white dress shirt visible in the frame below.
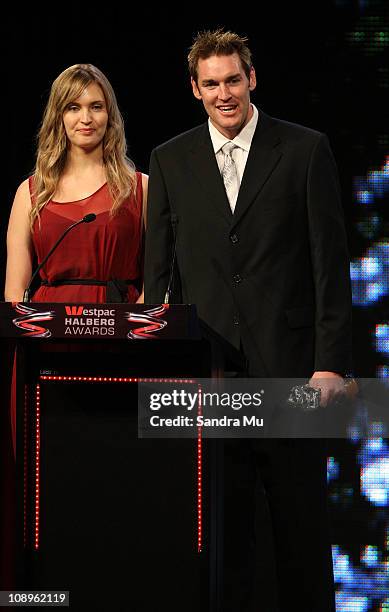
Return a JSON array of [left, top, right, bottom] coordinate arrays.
[[208, 104, 259, 212]]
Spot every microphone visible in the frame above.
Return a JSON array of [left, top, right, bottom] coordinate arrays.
[[23, 213, 97, 303], [82, 213, 97, 224], [164, 214, 178, 304]]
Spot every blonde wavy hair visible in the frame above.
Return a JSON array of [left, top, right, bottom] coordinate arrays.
[[30, 63, 136, 226]]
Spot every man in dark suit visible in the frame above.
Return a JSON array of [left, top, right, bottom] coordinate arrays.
[[144, 28, 352, 611]]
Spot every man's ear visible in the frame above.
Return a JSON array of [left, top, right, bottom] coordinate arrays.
[[248, 66, 257, 92], [191, 77, 202, 100]]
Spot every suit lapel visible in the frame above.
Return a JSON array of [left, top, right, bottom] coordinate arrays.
[[231, 111, 282, 228], [188, 124, 232, 222]]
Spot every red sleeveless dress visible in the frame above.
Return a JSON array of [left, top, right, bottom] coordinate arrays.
[[30, 173, 143, 303]]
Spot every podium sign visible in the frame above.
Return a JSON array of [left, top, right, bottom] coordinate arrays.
[[0, 302, 200, 340]]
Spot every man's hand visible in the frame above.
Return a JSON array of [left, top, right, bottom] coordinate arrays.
[[308, 371, 345, 407]]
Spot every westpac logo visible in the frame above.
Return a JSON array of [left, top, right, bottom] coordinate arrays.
[[63, 304, 115, 336], [65, 306, 84, 316]]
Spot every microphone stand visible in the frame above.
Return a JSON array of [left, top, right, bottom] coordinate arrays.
[[164, 215, 178, 304], [23, 213, 96, 303]]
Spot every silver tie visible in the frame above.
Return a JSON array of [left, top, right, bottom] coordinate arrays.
[[221, 142, 239, 212]]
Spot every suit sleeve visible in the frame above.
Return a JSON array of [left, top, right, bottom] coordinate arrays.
[[307, 134, 353, 374], [144, 148, 175, 303]]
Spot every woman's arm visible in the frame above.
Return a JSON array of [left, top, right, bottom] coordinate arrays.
[[141, 172, 148, 228], [4, 179, 34, 302], [136, 173, 148, 304]]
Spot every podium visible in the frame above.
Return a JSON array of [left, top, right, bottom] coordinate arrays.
[[0, 302, 244, 611]]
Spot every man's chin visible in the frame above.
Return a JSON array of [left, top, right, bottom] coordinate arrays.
[[221, 123, 242, 138]]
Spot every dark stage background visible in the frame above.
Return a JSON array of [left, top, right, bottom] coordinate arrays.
[[1, 3, 389, 610]]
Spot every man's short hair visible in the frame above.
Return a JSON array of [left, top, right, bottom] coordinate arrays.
[[188, 28, 252, 83]]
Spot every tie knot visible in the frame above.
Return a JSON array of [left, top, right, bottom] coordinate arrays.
[[222, 142, 237, 156]]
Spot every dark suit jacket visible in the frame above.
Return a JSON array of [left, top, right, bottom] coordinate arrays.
[[144, 110, 352, 377]]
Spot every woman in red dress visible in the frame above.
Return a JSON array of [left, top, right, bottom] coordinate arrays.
[[5, 63, 147, 304], [3, 63, 148, 475], [1, 66, 148, 590]]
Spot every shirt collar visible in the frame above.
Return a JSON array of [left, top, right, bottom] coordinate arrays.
[[208, 104, 259, 154]]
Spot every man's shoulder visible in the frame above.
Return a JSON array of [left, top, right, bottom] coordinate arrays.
[[265, 112, 324, 144], [152, 124, 206, 156]]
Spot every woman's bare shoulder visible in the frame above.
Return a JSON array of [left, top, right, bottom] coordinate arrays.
[[141, 173, 148, 189], [12, 178, 32, 211]]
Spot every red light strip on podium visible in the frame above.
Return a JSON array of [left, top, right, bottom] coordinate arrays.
[[34, 384, 41, 550], [35, 375, 203, 553], [39, 376, 196, 384], [197, 387, 203, 553], [24, 385, 28, 548]]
